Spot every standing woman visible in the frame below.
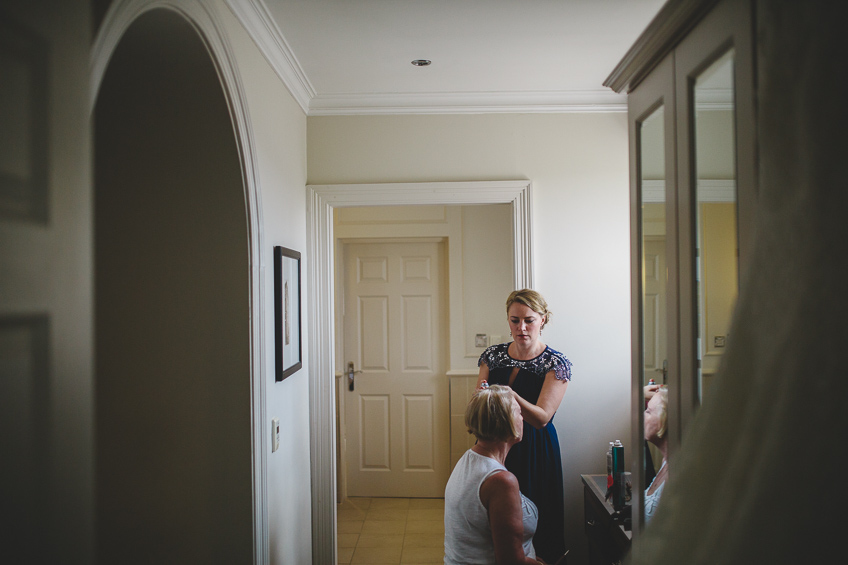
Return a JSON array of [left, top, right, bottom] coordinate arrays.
[[477, 289, 572, 563]]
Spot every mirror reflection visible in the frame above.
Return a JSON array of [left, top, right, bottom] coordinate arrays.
[[693, 50, 738, 405], [639, 105, 666, 506]]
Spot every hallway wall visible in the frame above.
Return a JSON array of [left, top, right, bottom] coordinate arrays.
[[217, 4, 312, 564], [308, 112, 632, 563]]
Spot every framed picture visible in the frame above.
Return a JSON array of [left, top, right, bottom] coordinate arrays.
[[274, 246, 302, 381]]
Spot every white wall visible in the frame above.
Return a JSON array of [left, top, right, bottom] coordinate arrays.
[[308, 113, 632, 562], [218, 5, 312, 564]]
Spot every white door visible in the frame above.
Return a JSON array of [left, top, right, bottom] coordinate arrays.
[[643, 237, 668, 385], [343, 240, 449, 497], [643, 237, 667, 470]]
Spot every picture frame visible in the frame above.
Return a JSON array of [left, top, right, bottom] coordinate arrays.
[[274, 246, 302, 381]]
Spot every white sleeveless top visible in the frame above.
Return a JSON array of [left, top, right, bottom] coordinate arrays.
[[444, 450, 538, 564], [644, 460, 666, 524]]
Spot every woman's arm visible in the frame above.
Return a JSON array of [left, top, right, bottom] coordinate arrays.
[[479, 471, 542, 565], [476, 362, 490, 389], [514, 371, 568, 429]]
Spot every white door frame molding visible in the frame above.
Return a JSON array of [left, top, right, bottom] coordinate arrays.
[[306, 180, 534, 564]]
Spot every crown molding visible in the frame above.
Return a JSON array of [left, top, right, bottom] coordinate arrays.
[[307, 89, 628, 116], [224, 0, 314, 114]]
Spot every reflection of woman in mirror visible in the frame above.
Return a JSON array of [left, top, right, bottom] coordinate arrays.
[[476, 289, 572, 563], [643, 386, 669, 523]]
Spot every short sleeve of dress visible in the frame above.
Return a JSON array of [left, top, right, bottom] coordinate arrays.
[[547, 349, 573, 382], [477, 344, 503, 369]]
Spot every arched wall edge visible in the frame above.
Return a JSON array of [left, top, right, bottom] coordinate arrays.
[[306, 180, 534, 564], [89, 2, 269, 563]]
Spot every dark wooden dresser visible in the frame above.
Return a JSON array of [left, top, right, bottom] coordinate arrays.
[[581, 474, 632, 565]]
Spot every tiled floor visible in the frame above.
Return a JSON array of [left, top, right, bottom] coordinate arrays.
[[337, 497, 445, 564]]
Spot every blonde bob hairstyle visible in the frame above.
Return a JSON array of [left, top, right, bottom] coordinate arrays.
[[506, 289, 552, 328], [465, 385, 521, 442]]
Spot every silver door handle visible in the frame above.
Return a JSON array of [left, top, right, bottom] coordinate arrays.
[[347, 362, 361, 391]]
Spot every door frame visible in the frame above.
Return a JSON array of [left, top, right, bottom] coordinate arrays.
[[306, 180, 534, 564]]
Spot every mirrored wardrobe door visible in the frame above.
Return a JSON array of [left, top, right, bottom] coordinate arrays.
[[628, 53, 676, 537], [675, 0, 755, 431]]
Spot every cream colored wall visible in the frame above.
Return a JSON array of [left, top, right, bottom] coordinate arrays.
[[699, 202, 738, 385], [308, 113, 632, 560], [219, 6, 312, 564]]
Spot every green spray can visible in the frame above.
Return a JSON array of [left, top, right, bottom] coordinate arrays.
[[611, 439, 625, 510]]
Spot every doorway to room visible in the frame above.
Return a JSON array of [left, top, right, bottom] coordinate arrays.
[[306, 180, 535, 564]]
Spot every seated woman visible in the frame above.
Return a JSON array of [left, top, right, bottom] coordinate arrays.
[[444, 384, 544, 564], [643, 386, 669, 523]]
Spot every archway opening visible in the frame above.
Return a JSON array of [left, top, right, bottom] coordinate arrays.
[[93, 10, 252, 563]]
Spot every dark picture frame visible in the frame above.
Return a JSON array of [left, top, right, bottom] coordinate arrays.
[[274, 246, 302, 381]]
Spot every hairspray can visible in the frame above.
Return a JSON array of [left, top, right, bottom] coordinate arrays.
[[606, 442, 614, 492], [612, 440, 625, 510]]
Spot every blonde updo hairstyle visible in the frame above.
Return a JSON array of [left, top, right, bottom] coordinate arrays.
[[506, 289, 551, 329], [465, 385, 521, 442]]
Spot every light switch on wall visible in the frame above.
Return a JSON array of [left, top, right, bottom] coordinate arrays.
[[475, 334, 488, 348], [271, 417, 279, 452]]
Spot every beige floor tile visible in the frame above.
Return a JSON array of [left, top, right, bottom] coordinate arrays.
[[350, 546, 403, 564], [400, 546, 444, 564], [338, 533, 360, 548], [338, 520, 364, 534], [346, 497, 373, 512], [402, 533, 443, 549], [338, 546, 355, 564], [362, 520, 408, 535], [338, 505, 368, 522], [405, 520, 444, 534], [406, 508, 443, 522], [356, 534, 405, 549], [408, 499, 444, 510], [366, 508, 409, 522], [369, 498, 411, 510]]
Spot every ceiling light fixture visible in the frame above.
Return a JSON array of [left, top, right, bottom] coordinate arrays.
[[411, 59, 431, 66]]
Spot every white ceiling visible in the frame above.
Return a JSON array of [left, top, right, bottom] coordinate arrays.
[[226, 0, 667, 115]]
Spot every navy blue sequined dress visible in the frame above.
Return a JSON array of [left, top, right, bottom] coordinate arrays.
[[478, 342, 572, 563]]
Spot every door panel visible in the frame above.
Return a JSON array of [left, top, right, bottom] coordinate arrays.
[[344, 241, 448, 497]]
